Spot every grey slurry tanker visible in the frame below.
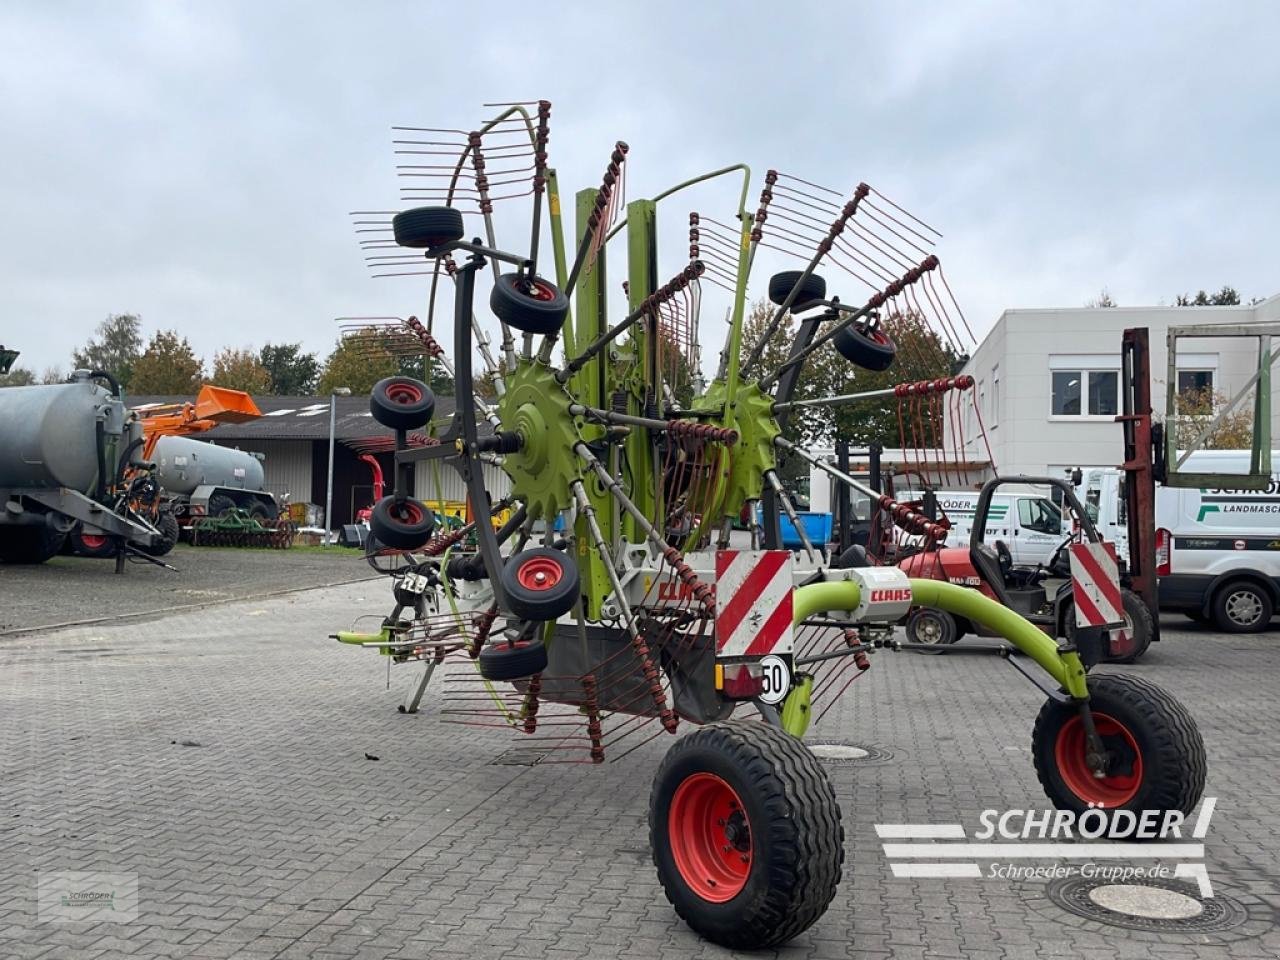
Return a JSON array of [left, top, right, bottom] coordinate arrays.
[[0, 372, 159, 566], [150, 435, 279, 522]]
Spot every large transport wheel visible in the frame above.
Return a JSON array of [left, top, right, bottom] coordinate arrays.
[[0, 526, 67, 564], [370, 377, 436, 431], [140, 512, 180, 557], [1032, 674, 1206, 837], [1211, 578, 1273, 633], [500, 547, 580, 621], [368, 497, 435, 550], [71, 527, 117, 559], [392, 206, 465, 249], [477, 638, 549, 681], [1103, 589, 1154, 664], [207, 494, 237, 518], [650, 721, 843, 949], [767, 270, 826, 312], [489, 273, 570, 335], [905, 607, 958, 652], [833, 324, 896, 371]]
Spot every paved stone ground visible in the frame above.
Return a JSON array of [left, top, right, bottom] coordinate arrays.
[[2, 583, 1277, 960], [0, 545, 376, 636]]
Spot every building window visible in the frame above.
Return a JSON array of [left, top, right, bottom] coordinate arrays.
[[1177, 369, 1214, 396], [1051, 369, 1117, 417], [991, 365, 1000, 427]]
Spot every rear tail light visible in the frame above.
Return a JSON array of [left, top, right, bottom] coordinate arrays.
[[1155, 528, 1171, 576], [716, 662, 766, 700]]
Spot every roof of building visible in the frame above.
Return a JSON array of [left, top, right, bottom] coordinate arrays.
[[126, 392, 472, 442]]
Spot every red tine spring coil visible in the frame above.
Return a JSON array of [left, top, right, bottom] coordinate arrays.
[[468, 607, 498, 659], [582, 675, 605, 763], [522, 673, 541, 734]]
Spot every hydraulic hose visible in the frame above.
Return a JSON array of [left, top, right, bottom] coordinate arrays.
[[89, 369, 121, 397]]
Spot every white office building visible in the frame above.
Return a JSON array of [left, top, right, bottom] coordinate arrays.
[[951, 294, 1280, 482]]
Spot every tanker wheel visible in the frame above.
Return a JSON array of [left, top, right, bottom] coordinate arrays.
[[0, 527, 68, 564], [208, 494, 237, 518], [650, 722, 843, 949], [1032, 674, 1206, 837], [140, 513, 180, 557], [72, 528, 117, 559]]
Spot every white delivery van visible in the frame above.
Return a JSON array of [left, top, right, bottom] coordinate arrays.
[[936, 490, 1066, 565], [1070, 452, 1280, 632]]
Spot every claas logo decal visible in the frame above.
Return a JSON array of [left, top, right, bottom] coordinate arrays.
[[870, 588, 913, 602]]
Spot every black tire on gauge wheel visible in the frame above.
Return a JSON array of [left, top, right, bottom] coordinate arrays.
[[489, 273, 570, 335], [477, 638, 549, 681], [833, 324, 897, 371], [767, 270, 827, 312], [650, 721, 844, 950], [500, 547, 580, 621], [370, 376, 436, 431], [369, 497, 436, 550], [392, 206, 465, 249], [1031, 674, 1206, 838]]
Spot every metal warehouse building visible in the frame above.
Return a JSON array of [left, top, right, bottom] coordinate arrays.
[[129, 393, 510, 529]]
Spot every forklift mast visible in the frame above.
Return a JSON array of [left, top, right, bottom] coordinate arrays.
[[1118, 328, 1161, 643]]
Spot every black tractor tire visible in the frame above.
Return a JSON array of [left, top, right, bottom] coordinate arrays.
[[140, 512, 181, 557], [832, 544, 869, 568], [392, 206, 465, 249], [477, 638, 549, 681], [833, 324, 897, 371], [489, 273, 569, 335], [249, 499, 278, 521], [369, 496, 436, 550], [650, 721, 843, 949], [905, 607, 958, 653], [370, 377, 436, 431], [1032, 674, 1206, 837], [1211, 579, 1273, 633], [207, 494, 237, 518], [1103, 589, 1154, 664], [767, 270, 827, 312], [1, 526, 68, 564], [500, 547, 580, 621]]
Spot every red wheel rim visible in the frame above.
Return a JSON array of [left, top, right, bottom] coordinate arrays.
[[393, 501, 424, 524], [516, 556, 563, 591], [386, 382, 423, 405], [869, 329, 890, 345], [668, 773, 752, 902], [79, 533, 107, 549], [524, 278, 557, 302], [1054, 711, 1143, 807]]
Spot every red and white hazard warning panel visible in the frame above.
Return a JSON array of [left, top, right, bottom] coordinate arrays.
[[714, 550, 795, 656], [1068, 541, 1123, 628]]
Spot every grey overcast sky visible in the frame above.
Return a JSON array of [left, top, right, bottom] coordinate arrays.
[[1, 1, 1277, 378]]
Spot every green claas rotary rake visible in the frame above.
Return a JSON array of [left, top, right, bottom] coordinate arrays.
[[332, 102, 1207, 949]]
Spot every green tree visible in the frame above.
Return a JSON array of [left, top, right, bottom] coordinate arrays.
[[0, 367, 36, 387], [396, 354, 456, 397], [317, 332, 398, 395], [1172, 386, 1254, 450], [71, 314, 144, 386], [259, 342, 320, 395], [211, 347, 271, 394], [130, 330, 204, 394], [1175, 286, 1241, 306]]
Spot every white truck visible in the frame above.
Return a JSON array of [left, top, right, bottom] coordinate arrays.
[[935, 490, 1067, 565], [1071, 451, 1280, 633]]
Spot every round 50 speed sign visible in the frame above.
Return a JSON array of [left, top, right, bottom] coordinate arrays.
[[758, 654, 792, 705]]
